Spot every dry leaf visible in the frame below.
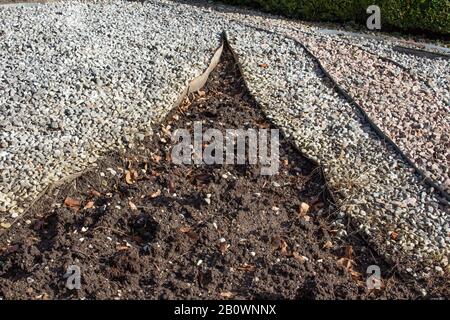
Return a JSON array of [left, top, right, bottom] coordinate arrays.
[[151, 154, 161, 163], [129, 201, 138, 211], [220, 291, 235, 299], [279, 239, 289, 255], [259, 63, 269, 68], [197, 90, 206, 97], [168, 179, 175, 193], [350, 270, 363, 281], [337, 257, 354, 271], [116, 245, 129, 251], [292, 252, 307, 263], [344, 246, 354, 259], [178, 226, 192, 233], [219, 243, 230, 255], [237, 263, 255, 272], [149, 189, 161, 198], [299, 202, 309, 216], [390, 231, 399, 241], [84, 201, 95, 209], [64, 197, 81, 209], [323, 240, 333, 249], [125, 170, 138, 184]]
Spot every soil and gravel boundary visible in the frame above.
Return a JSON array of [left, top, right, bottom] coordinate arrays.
[[1, 41, 447, 299]]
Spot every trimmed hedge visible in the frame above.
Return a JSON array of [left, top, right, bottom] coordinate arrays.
[[218, 0, 450, 35]]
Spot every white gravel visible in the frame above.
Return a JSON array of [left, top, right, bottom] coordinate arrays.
[[0, 0, 448, 274], [0, 0, 226, 215]]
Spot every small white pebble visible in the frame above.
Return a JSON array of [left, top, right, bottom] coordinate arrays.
[[197, 259, 203, 266], [79, 238, 84, 242], [81, 227, 88, 233], [219, 237, 226, 243], [250, 251, 256, 257]]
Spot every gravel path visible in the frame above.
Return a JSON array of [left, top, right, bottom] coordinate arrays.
[[0, 0, 448, 275]]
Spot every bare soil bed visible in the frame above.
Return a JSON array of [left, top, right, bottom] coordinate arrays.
[[0, 46, 446, 300]]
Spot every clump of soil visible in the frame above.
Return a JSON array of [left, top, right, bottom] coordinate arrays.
[[0, 45, 441, 299]]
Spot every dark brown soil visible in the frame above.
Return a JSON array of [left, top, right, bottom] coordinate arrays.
[[0, 46, 443, 300]]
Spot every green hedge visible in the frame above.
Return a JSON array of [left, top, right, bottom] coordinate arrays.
[[218, 0, 450, 35]]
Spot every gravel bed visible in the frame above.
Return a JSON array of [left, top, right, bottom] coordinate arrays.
[[0, 0, 227, 217], [226, 28, 449, 274]]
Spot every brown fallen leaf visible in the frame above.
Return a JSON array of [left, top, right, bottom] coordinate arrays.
[[64, 197, 81, 209], [84, 201, 95, 209], [125, 170, 138, 184], [178, 226, 192, 233], [279, 239, 289, 255], [350, 270, 363, 282], [299, 202, 310, 216], [90, 189, 101, 197], [344, 245, 354, 259], [149, 189, 161, 198], [116, 245, 129, 251], [389, 231, 399, 241], [337, 257, 354, 271], [257, 121, 270, 129], [237, 263, 255, 272], [292, 251, 307, 263], [219, 243, 230, 255], [323, 240, 333, 249], [151, 154, 161, 163], [168, 179, 175, 193], [259, 63, 269, 68], [220, 291, 235, 299], [177, 226, 198, 241]]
